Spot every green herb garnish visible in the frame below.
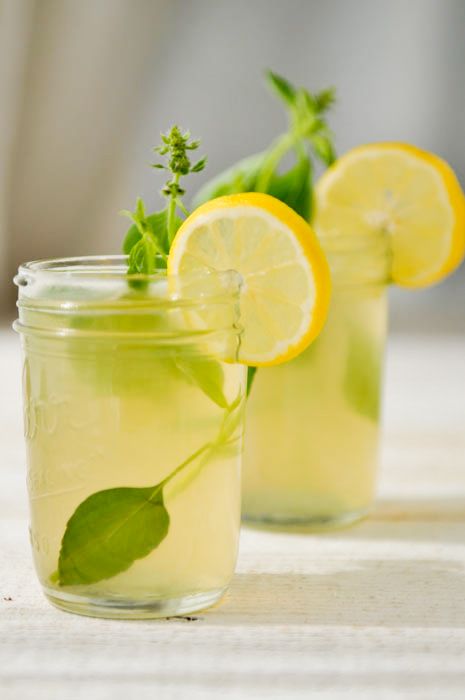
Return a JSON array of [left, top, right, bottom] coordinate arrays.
[[120, 125, 206, 274], [194, 70, 336, 393], [193, 70, 336, 221]]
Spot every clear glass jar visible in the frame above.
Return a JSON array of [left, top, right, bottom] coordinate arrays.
[[242, 232, 390, 527], [14, 256, 246, 619]]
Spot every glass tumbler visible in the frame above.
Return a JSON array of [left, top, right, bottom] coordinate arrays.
[[15, 257, 246, 618], [242, 232, 389, 527]]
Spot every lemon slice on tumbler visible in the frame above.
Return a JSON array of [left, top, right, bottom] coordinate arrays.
[[168, 193, 331, 366], [314, 142, 465, 288]]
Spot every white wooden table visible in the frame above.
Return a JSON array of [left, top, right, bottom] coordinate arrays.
[[1, 328, 464, 699]]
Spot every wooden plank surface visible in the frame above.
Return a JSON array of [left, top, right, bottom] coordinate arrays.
[[1, 328, 464, 699]]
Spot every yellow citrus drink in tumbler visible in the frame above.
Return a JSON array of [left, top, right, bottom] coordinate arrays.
[[243, 143, 465, 526], [243, 231, 388, 524], [16, 262, 247, 617]]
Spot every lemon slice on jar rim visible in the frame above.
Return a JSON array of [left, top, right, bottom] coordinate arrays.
[[314, 142, 465, 288], [167, 193, 331, 366]]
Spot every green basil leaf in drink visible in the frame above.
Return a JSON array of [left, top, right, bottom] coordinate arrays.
[[174, 356, 228, 408], [246, 366, 257, 396], [57, 424, 226, 585], [344, 325, 383, 421], [58, 485, 170, 586]]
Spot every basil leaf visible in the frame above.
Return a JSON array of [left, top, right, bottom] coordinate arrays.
[[313, 87, 336, 113], [146, 210, 182, 254], [194, 150, 312, 221], [192, 152, 267, 208], [58, 485, 169, 585], [122, 224, 142, 255], [174, 356, 228, 408], [246, 366, 257, 396], [128, 235, 158, 275], [267, 153, 312, 220], [311, 133, 336, 167], [266, 70, 297, 106], [123, 210, 182, 257], [343, 325, 383, 421]]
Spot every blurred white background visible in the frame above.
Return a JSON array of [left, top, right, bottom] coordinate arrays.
[[1, 0, 464, 330]]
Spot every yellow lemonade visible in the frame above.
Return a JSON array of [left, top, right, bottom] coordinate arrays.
[[243, 233, 389, 526], [16, 258, 246, 618]]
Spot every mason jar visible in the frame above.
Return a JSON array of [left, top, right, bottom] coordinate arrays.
[[15, 256, 246, 618], [242, 232, 390, 527]]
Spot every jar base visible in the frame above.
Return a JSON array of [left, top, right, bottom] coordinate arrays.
[[242, 506, 370, 532], [43, 585, 227, 620]]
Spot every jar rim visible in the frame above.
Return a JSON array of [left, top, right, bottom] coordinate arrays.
[[14, 256, 243, 354], [16, 254, 240, 285], [14, 255, 243, 306]]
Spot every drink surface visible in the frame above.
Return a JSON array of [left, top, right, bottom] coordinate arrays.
[[242, 235, 388, 525]]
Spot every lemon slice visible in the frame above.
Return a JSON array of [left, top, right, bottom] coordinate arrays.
[[168, 193, 331, 366], [314, 142, 465, 288]]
